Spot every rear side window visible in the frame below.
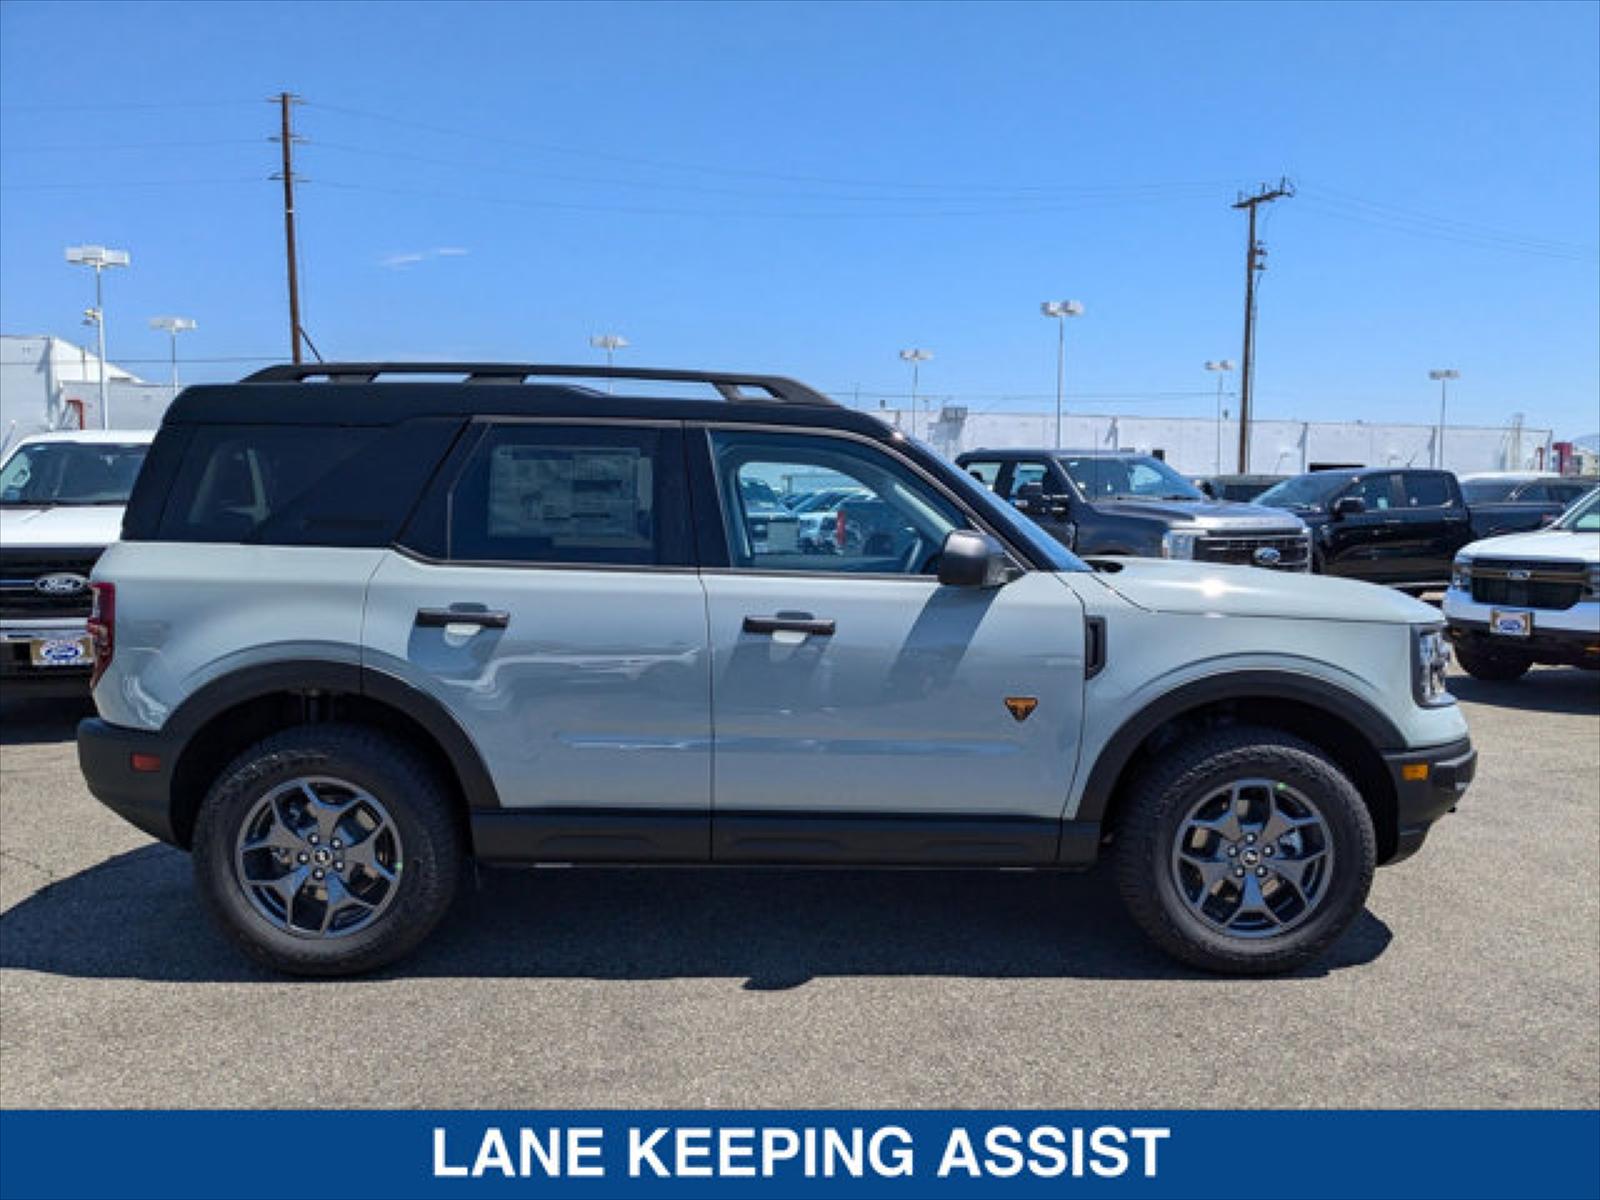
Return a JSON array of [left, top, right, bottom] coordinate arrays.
[[154, 419, 461, 545], [1400, 473, 1454, 508], [438, 423, 690, 567]]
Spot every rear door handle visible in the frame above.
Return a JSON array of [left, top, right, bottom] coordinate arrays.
[[743, 615, 836, 636], [415, 607, 510, 629]]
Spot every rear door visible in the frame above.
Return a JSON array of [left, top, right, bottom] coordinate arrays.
[[693, 427, 1086, 865], [363, 420, 712, 858], [1394, 471, 1470, 581]]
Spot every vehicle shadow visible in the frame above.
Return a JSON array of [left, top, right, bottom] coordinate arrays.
[[0, 696, 93, 746], [0, 844, 1393, 987], [1449, 668, 1600, 716]]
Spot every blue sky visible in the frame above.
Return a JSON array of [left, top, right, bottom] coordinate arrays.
[[1, 0, 1596, 436]]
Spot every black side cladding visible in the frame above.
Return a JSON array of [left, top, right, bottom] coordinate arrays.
[[124, 417, 466, 548]]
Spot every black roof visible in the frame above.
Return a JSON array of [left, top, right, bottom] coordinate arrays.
[[957, 447, 1155, 460], [165, 362, 892, 433]]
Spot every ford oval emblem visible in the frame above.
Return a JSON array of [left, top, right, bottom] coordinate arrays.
[[1253, 546, 1282, 567], [1506, 569, 1531, 582], [33, 573, 89, 596]]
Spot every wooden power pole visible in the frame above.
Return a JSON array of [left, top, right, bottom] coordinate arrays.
[[1233, 178, 1293, 472], [270, 92, 304, 363]]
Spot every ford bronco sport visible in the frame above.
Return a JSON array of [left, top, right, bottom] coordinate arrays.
[[77, 363, 1475, 977]]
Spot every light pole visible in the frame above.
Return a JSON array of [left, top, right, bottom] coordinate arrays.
[[65, 245, 130, 428], [898, 348, 932, 437], [1428, 369, 1459, 469], [590, 333, 629, 392], [149, 316, 197, 396], [1205, 359, 1236, 474], [1040, 300, 1084, 450]]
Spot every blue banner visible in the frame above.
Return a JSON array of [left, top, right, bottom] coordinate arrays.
[[2, 1110, 1596, 1199]]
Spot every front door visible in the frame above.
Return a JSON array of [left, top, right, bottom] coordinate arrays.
[[695, 428, 1086, 864], [363, 421, 712, 857], [1323, 473, 1409, 581]]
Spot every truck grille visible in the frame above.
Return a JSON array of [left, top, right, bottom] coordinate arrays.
[[0, 550, 100, 620], [1195, 532, 1311, 571], [1470, 558, 1586, 611]]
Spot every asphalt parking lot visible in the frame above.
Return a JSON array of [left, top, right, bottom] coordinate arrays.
[[1, 665, 1596, 1110]]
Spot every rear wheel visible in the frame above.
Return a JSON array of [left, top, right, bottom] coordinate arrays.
[[1114, 726, 1376, 974], [1455, 642, 1532, 681], [192, 724, 462, 977]]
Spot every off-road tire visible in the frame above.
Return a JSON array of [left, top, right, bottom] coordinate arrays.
[[1113, 725, 1377, 975], [192, 724, 463, 977]]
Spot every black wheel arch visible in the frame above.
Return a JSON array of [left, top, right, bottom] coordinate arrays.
[[162, 660, 499, 849], [1078, 670, 1406, 864]]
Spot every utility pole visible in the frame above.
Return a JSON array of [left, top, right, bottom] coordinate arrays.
[[1232, 178, 1293, 472], [271, 92, 304, 363]]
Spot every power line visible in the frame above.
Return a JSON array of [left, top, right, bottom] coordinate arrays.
[[307, 100, 1232, 198]]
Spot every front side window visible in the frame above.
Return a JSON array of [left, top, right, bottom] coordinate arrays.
[[1002, 462, 1052, 500], [1461, 479, 1517, 503], [447, 424, 684, 566], [962, 460, 1004, 489], [0, 441, 148, 507], [710, 430, 965, 575], [1344, 474, 1396, 511]]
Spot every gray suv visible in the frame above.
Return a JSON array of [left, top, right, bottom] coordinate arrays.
[[77, 363, 1475, 977]]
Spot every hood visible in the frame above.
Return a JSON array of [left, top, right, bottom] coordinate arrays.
[[0, 504, 125, 550], [1460, 528, 1600, 564], [1085, 556, 1439, 625], [1092, 498, 1305, 530]]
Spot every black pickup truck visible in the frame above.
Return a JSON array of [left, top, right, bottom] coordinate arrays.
[[1255, 467, 1575, 589], [955, 448, 1311, 570]]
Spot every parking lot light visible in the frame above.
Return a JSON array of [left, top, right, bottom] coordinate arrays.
[[149, 316, 197, 396], [1428, 369, 1460, 469], [898, 348, 933, 438], [1041, 301, 1084, 450], [65, 245, 131, 428]]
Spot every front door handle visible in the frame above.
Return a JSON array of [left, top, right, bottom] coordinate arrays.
[[415, 607, 510, 629], [743, 615, 836, 636]]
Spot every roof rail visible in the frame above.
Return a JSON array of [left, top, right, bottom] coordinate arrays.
[[240, 363, 837, 407]]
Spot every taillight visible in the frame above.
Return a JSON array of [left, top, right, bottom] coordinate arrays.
[[88, 582, 115, 689]]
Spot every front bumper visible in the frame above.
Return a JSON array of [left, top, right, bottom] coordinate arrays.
[[76, 717, 181, 846], [0, 622, 93, 686], [1445, 617, 1600, 669], [1382, 736, 1476, 864]]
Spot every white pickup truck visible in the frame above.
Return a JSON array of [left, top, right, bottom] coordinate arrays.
[[1442, 486, 1600, 680], [0, 430, 153, 694]]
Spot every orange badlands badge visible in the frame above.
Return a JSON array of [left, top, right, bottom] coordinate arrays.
[[1004, 696, 1039, 722]]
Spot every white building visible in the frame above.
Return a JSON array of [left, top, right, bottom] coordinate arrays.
[[1, 334, 175, 454], [909, 407, 1556, 476]]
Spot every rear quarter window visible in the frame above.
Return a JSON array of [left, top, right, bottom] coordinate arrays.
[[150, 419, 462, 546]]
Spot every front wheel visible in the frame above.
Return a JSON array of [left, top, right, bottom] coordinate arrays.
[[1114, 726, 1376, 974], [192, 724, 463, 977], [1455, 642, 1532, 681]]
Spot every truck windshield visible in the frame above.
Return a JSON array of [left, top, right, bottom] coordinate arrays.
[[0, 441, 149, 507], [1256, 473, 1346, 511], [1058, 455, 1205, 502], [1460, 479, 1523, 503], [1552, 489, 1600, 532]]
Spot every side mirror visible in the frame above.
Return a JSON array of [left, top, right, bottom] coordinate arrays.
[[1014, 481, 1070, 519], [1331, 496, 1367, 519], [938, 530, 1014, 588], [1013, 481, 1046, 512], [1197, 479, 1217, 499]]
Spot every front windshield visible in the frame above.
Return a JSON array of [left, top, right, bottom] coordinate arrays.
[[906, 439, 1086, 572], [1552, 488, 1600, 532], [1058, 455, 1204, 502], [1460, 479, 1521, 503], [1257, 473, 1347, 511], [0, 441, 148, 506]]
